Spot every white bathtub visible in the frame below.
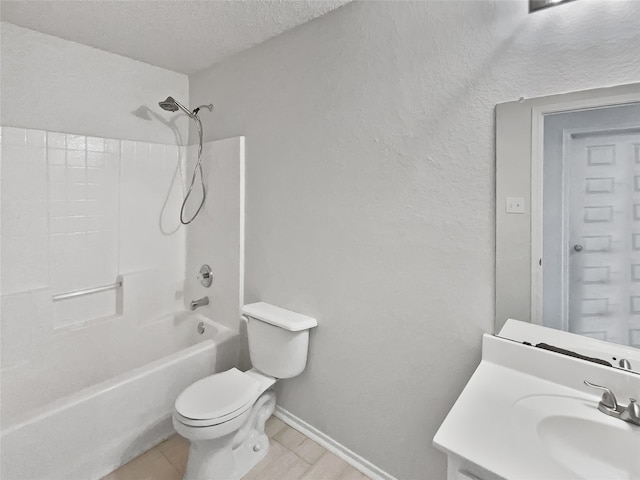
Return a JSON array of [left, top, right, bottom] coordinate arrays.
[[0, 313, 238, 480]]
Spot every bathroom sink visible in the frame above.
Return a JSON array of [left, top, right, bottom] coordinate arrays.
[[513, 395, 640, 480], [434, 335, 640, 480]]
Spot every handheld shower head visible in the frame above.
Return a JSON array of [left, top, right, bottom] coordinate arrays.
[[158, 96, 193, 116], [158, 96, 179, 112], [158, 95, 213, 225]]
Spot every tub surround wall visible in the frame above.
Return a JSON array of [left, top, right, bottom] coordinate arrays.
[[0, 22, 189, 144], [188, 1, 640, 478], [0, 131, 245, 478], [0, 129, 247, 428], [184, 137, 245, 333], [0, 126, 186, 426]]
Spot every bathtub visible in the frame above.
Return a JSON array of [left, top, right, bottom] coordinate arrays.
[[0, 313, 238, 480]]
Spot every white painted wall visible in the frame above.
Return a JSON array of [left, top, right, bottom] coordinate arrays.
[[0, 22, 189, 144], [189, 1, 640, 478]]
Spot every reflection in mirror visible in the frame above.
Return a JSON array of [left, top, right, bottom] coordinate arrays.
[[495, 83, 640, 373], [498, 319, 640, 375], [542, 103, 640, 347]]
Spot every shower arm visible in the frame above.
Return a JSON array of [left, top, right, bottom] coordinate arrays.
[[168, 97, 213, 119]]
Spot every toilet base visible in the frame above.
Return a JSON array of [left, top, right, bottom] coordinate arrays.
[[181, 391, 276, 480]]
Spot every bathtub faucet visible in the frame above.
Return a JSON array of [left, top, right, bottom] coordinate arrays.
[[190, 296, 209, 311]]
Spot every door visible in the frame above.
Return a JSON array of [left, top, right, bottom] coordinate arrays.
[[567, 128, 640, 346]]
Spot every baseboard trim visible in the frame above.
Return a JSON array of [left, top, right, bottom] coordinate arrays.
[[274, 406, 398, 480]]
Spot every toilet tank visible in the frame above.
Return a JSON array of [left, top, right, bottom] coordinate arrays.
[[242, 302, 317, 379]]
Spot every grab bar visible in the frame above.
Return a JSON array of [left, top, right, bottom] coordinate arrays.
[[52, 279, 123, 302]]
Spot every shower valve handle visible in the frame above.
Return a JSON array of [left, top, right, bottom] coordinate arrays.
[[198, 264, 213, 288]]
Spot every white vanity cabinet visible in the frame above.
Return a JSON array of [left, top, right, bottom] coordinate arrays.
[[446, 456, 502, 480]]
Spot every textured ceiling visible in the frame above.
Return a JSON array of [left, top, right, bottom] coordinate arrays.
[[0, 0, 351, 75]]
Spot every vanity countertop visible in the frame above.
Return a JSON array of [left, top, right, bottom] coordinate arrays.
[[433, 334, 640, 480]]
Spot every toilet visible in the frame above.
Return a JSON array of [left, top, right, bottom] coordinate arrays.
[[173, 302, 317, 480]]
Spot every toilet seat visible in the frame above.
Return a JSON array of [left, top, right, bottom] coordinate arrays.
[[174, 368, 262, 427], [175, 402, 253, 427]]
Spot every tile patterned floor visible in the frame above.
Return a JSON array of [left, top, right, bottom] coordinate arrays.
[[103, 416, 370, 480]]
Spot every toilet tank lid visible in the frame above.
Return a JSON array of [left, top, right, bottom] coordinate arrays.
[[242, 302, 317, 331]]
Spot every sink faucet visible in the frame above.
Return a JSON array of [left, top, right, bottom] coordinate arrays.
[[619, 358, 632, 370], [621, 399, 640, 424], [190, 296, 209, 311], [584, 381, 640, 426]]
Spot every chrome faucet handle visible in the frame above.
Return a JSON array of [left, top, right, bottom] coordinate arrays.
[[584, 380, 618, 411], [619, 358, 632, 370], [621, 399, 640, 426]]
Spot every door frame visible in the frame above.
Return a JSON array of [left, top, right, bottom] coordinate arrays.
[[530, 93, 640, 326]]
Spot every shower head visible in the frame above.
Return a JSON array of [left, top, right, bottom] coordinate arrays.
[[159, 96, 213, 118], [159, 97, 179, 112], [158, 96, 193, 117]]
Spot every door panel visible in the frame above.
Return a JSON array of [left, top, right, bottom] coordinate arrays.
[[567, 129, 640, 346]]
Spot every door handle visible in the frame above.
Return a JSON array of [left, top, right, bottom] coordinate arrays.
[[573, 244, 583, 252]]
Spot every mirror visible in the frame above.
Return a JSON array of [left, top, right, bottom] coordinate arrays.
[[495, 83, 640, 373]]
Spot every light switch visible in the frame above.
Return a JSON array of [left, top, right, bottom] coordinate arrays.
[[506, 197, 525, 214]]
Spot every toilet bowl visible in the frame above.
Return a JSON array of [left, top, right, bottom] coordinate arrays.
[[173, 368, 277, 480], [172, 302, 317, 480]]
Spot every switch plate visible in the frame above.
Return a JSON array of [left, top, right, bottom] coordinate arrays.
[[506, 197, 525, 214]]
